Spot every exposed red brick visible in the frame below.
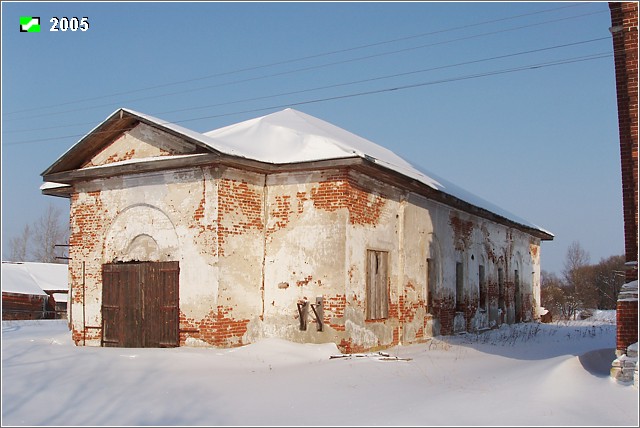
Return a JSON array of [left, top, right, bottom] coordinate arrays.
[[310, 170, 387, 226], [179, 307, 250, 348], [400, 282, 425, 326], [449, 214, 475, 251], [296, 275, 313, 287], [267, 195, 292, 235], [217, 178, 263, 256], [610, 2, 638, 283], [84, 148, 137, 168], [69, 191, 105, 254], [616, 299, 638, 352], [71, 327, 101, 345], [324, 295, 347, 332], [189, 179, 217, 255], [430, 296, 456, 335], [529, 243, 539, 259]]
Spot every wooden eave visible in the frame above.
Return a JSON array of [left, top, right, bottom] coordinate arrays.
[[40, 109, 221, 177], [43, 153, 224, 183], [41, 185, 73, 198], [43, 147, 552, 241], [41, 113, 139, 176]]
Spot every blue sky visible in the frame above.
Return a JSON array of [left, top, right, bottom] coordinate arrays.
[[1, 1, 624, 275]]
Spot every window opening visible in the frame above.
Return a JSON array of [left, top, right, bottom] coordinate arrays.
[[498, 267, 505, 313], [456, 262, 464, 311], [479, 265, 486, 311], [366, 250, 389, 320]]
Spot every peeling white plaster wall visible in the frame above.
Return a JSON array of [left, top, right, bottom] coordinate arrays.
[[67, 127, 543, 350]]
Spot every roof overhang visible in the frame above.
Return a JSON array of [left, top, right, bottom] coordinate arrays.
[[40, 108, 554, 242], [351, 159, 554, 241], [40, 108, 220, 177], [43, 149, 553, 241]]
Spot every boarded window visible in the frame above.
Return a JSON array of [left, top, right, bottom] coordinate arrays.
[[366, 250, 389, 320], [479, 265, 487, 310], [456, 262, 464, 311]]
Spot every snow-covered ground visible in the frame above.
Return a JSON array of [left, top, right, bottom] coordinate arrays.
[[1, 312, 638, 426]]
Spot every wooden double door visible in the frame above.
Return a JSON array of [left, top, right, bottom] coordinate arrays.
[[102, 261, 179, 348]]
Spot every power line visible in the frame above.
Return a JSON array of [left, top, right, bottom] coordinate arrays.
[[176, 53, 612, 124], [5, 52, 613, 147], [4, 2, 592, 117], [139, 37, 614, 116], [5, 36, 611, 134], [6, 8, 608, 123]]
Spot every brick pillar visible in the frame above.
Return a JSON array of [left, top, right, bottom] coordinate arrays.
[[609, 2, 638, 283], [609, 3, 639, 385], [611, 281, 638, 383], [616, 282, 638, 353]]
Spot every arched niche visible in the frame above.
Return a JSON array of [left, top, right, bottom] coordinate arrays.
[[103, 204, 180, 263]]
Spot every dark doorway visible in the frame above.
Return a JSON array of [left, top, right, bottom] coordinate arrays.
[[102, 261, 179, 348]]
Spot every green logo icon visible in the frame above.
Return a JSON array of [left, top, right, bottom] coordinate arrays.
[[20, 16, 40, 32]]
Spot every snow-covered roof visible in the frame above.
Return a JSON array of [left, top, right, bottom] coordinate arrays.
[[154, 108, 551, 236], [202, 108, 424, 167], [52, 293, 68, 303], [2, 263, 49, 296], [39, 182, 70, 191], [1, 262, 68, 295], [44, 107, 553, 238], [22, 262, 68, 291]]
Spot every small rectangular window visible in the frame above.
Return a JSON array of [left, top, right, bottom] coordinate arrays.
[[479, 265, 486, 310], [514, 269, 521, 322], [498, 267, 505, 311], [366, 250, 389, 320], [426, 258, 434, 311], [456, 262, 464, 311]]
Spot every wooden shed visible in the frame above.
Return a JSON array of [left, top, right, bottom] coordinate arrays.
[[1, 262, 68, 320]]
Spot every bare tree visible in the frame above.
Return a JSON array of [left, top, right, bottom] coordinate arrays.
[[561, 241, 593, 317], [31, 204, 69, 263], [8, 224, 32, 262], [544, 241, 626, 320], [589, 255, 626, 310], [540, 270, 565, 318], [563, 241, 591, 289], [7, 203, 69, 263]]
